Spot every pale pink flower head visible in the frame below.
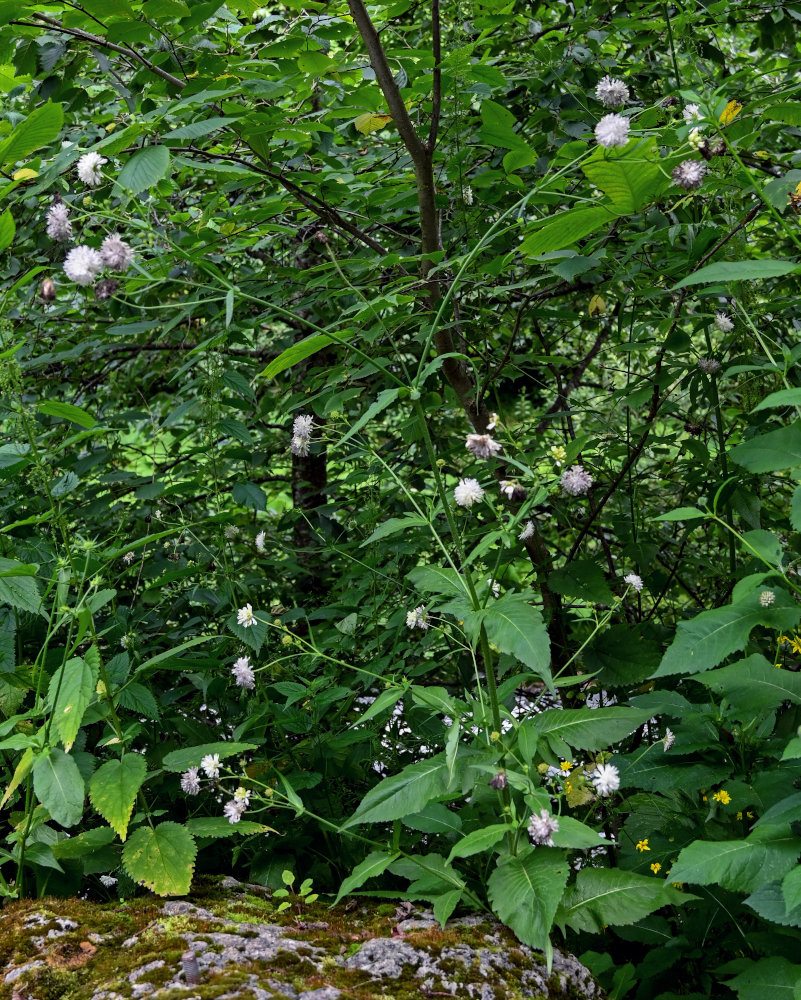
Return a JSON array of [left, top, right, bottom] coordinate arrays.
[[528, 809, 559, 846], [46, 202, 72, 241], [465, 433, 502, 460], [672, 160, 706, 190], [560, 464, 593, 496], [594, 113, 630, 148], [595, 75, 629, 108], [231, 655, 255, 689], [100, 233, 134, 272]]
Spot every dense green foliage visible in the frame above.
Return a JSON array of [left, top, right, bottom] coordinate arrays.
[[2, 0, 801, 996]]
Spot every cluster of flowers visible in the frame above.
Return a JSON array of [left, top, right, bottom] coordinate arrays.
[[180, 754, 252, 823], [527, 762, 621, 846], [46, 152, 134, 295], [290, 414, 314, 457]]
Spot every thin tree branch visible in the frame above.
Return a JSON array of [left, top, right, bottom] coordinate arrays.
[[426, 0, 442, 152]]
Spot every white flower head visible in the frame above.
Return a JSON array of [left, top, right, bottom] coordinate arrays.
[[592, 762, 620, 797], [759, 590, 776, 607], [595, 75, 629, 108], [463, 185, 473, 206], [255, 530, 266, 553], [63, 244, 102, 286], [688, 127, 704, 150], [697, 357, 720, 374], [223, 799, 246, 824], [528, 809, 559, 846], [232, 655, 255, 689], [76, 151, 107, 187], [181, 767, 202, 795], [46, 202, 72, 241], [454, 478, 485, 508], [488, 578, 501, 599], [122, 551, 135, 565], [663, 728, 675, 751], [594, 113, 630, 148], [291, 435, 310, 457], [200, 754, 220, 779], [224, 524, 239, 541], [683, 103, 702, 124], [237, 604, 256, 628], [99, 874, 118, 888], [518, 520, 535, 542], [293, 413, 314, 438], [560, 464, 593, 496], [715, 311, 734, 333], [100, 233, 134, 272], [466, 433, 502, 460], [672, 160, 706, 190], [624, 572, 643, 592], [233, 786, 251, 805], [406, 605, 429, 631]]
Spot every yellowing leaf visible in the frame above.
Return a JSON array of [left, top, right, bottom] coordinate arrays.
[[588, 294, 606, 317], [13, 167, 37, 181], [354, 112, 393, 135], [719, 100, 743, 125]]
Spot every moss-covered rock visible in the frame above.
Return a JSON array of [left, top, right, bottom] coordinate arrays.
[[0, 877, 601, 1000]]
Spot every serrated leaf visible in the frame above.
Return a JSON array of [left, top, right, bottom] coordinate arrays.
[[669, 827, 801, 894], [49, 655, 97, 751], [117, 144, 170, 194], [343, 752, 455, 829], [782, 865, 801, 912], [122, 821, 197, 896], [689, 654, 801, 712], [0, 558, 42, 616], [334, 850, 400, 904], [161, 741, 257, 772], [465, 592, 551, 685], [548, 560, 614, 604], [731, 422, 801, 473], [655, 589, 800, 677], [89, 755, 147, 841], [185, 817, 276, 839], [557, 867, 692, 934], [581, 147, 661, 212], [531, 706, 651, 752], [51, 826, 116, 859], [0, 101, 63, 165], [488, 847, 568, 951], [354, 112, 393, 134], [724, 957, 801, 1000], [33, 748, 85, 828], [116, 682, 160, 718]]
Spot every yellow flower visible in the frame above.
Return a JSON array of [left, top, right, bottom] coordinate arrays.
[[560, 761, 573, 772], [490, 731, 500, 742], [565, 781, 573, 794], [736, 811, 743, 820], [713, 789, 731, 805], [747, 810, 755, 819], [672, 881, 683, 890], [635, 839, 650, 852], [719, 100, 743, 125], [650, 862, 662, 874], [790, 636, 801, 655]]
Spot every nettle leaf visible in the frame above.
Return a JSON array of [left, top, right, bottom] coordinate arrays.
[[730, 422, 801, 473], [334, 850, 400, 904], [464, 593, 551, 685], [531, 706, 651, 753], [556, 868, 693, 934], [488, 847, 568, 951], [343, 752, 457, 829], [185, 817, 276, 839], [228, 610, 268, 655], [745, 882, 801, 929], [668, 826, 801, 894], [116, 682, 160, 718], [580, 138, 662, 212], [723, 957, 801, 1000], [690, 654, 801, 713], [33, 748, 85, 828], [122, 821, 197, 896], [161, 741, 257, 772], [48, 654, 98, 751], [407, 566, 469, 599], [654, 588, 800, 677], [89, 754, 147, 841], [0, 558, 42, 616]]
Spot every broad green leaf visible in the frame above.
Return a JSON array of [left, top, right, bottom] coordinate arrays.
[[48, 655, 98, 751], [1, 745, 33, 808], [122, 821, 197, 896], [519, 206, 615, 257], [33, 748, 85, 828], [724, 957, 801, 1000], [488, 847, 568, 951], [362, 515, 429, 545], [781, 737, 801, 761], [0, 102, 63, 165], [466, 592, 551, 683], [0, 208, 13, 253], [232, 482, 267, 510], [617, 755, 721, 793], [730, 422, 801, 473], [754, 792, 801, 829], [402, 802, 463, 834], [745, 882, 801, 928], [350, 686, 405, 727], [167, 117, 235, 140], [0, 558, 42, 616], [765, 103, 801, 126], [783, 865, 801, 913], [548, 560, 614, 604], [689, 654, 801, 713], [38, 400, 96, 428], [407, 565, 469, 599], [668, 827, 801, 894], [433, 889, 463, 927], [339, 388, 400, 446], [792, 485, 801, 532], [655, 588, 800, 677], [354, 112, 393, 135], [556, 867, 692, 933], [550, 816, 607, 849], [260, 331, 348, 380], [448, 824, 509, 862], [117, 682, 160, 718], [51, 826, 116, 859], [672, 260, 801, 289], [531, 706, 651, 752], [653, 506, 707, 521], [89, 754, 147, 841], [185, 817, 276, 838], [478, 100, 531, 152], [583, 624, 662, 686], [751, 388, 801, 412], [343, 752, 455, 829], [117, 144, 171, 194], [581, 147, 661, 212], [161, 742, 257, 772], [334, 850, 400, 904]]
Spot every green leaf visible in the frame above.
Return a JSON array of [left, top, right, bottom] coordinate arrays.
[[653, 506, 707, 522], [782, 865, 801, 912], [232, 482, 267, 511], [791, 486, 801, 532], [89, 754, 147, 841], [51, 826, 116, 860], [402, 802, 463, 834], [478, 100, 531, 152], [689, 654, 801, 713], [117, 682, 160, 718], [38, 400, 96, 428], [33, 748, 85, 828], [167, 117, 235, 140], [751, 388, 801, 412], [447, 824, 509, 862], [745, 882, 801, 928], [548, 560, 614, 604], [466, 592, 551, 684], [0, 209, 14, 253], [765, 103, 801, 126], [731, 422, 801, 473], [185, 817, 276, 838], [668, 826, 801, 894], [556, 867, 692, 933], [581, 142, 661, 212], [488, 847, 568, 951], [260, 331, 349, 380], [0, 102, 63, 165], [334, 850, 400, 904], [519, 207, 615, 257], [672, 260, 801, 289], [161, 741, 257, 772], [531, 706, 651, 753], [550, 816, 607, 849], [724, 957, 801, 1000], [48, 655, 98, 752], [122, 821, 197, 896], [655, 588, 800, 677], [117, 145, 171, 194], [617, 755, 721, 793], [339, 388, 400, 446], [350, 686, 405, 727], [343, 752, 455, 829], [407, 566, 469, 599], [362, 515, 429, 545], [0, 558, 42, 616]]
